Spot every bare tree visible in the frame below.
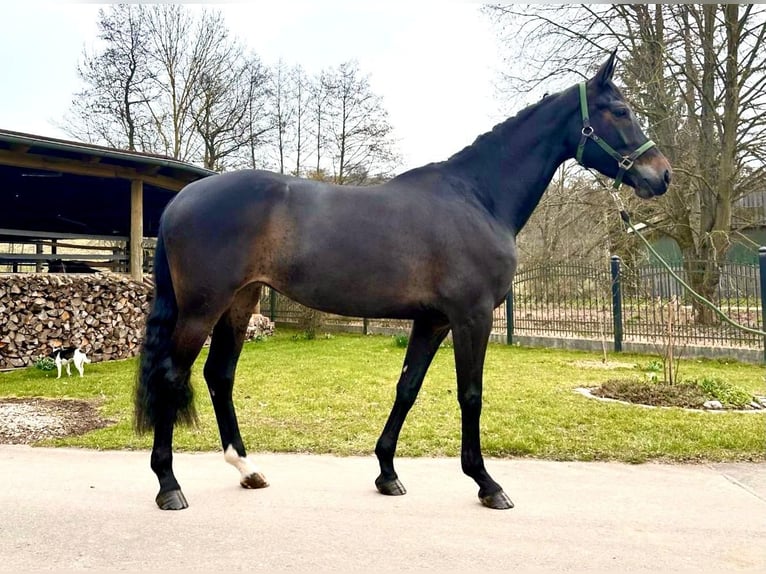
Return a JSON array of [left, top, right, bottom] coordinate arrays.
[[66, 6, 400, 185], [267, 60, 295, 175], [65, 4, 155, 151], [68, 4, 274, 171], [517, 164, 620, 267], [291, 66, 312, 177], [485, 3, 766, 323], [322, 61, 399, 184], [261, 62, 315, 176], [142, 6, 238, 162], [192, 49, 269, 171], [309, 70, 330, 177], [241, 53, 275, 170]]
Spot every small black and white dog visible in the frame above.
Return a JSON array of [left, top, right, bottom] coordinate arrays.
[[49, 347, 91, 378]]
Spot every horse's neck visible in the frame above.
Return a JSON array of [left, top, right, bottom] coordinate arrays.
[[444, 91, 576, 233]]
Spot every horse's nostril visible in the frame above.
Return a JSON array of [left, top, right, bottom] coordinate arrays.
[[664, 169, 672, 185]]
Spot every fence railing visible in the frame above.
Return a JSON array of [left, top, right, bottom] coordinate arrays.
[[259, 248, 766, 362], [0, 228, 129, 273], [618, 258, 764, 351], [507, 262, 614, 342]]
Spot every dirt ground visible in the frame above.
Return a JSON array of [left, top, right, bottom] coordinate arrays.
[[0, 397, 111, 444]]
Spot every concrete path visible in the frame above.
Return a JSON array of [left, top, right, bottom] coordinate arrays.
[[0, 445, 764, 571]]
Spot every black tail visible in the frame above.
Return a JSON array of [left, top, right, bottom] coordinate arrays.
[[134, 229, 197, 434]]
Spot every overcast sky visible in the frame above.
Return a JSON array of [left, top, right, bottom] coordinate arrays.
[[0, 1, 510, 172]]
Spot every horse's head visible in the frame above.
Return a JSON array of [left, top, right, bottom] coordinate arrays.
[[574, 51, 671, 199]]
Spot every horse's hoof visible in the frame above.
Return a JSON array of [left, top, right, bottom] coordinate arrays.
[[241, 472, 269, 489], [156, 489, 188, 510], [375, 475, 407, 496], [480, 490, 514, 510]]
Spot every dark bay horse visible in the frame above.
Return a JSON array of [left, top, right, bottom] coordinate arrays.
[[135, 52, 671, 510]]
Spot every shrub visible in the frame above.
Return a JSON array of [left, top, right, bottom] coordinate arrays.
[[34, 356, 56, 371], [695, 376, 753, 408], [297, 307, 323, 340], [393, 334, 409, 348], [640, 359, 663, 372], [594, 375, 756, 410]]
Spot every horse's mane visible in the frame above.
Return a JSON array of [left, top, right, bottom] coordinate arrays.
[[392, 91, 565, 188], [447, 91, 564, 165], [389, 86, 573, 220]]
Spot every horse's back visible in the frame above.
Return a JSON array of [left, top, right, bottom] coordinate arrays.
[[164, 170, 293, 221], [160, 168, 516, 319]]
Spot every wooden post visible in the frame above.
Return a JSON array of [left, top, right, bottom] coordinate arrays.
[[35, 242, 43, 273], [130, 179, 144, 281]]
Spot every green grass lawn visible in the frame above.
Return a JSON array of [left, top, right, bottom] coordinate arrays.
[[2, 330, 764, 462]]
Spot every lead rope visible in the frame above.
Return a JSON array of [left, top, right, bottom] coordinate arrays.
[[601, 181, 766, 338]]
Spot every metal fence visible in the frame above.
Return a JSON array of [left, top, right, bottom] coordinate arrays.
[[508, 255, 765, 355], [508, 262, 613, 341], [619, 258, 763, 350], [259, 248, 766, 361]]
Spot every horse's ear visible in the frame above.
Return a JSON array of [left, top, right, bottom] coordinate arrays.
[[593, 50, 618, 86]]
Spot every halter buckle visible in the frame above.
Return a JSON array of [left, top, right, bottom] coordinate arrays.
[[619, 156, 634, 170], [581, 126, 594, 138]]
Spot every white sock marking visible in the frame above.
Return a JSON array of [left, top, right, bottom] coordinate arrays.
[[224, 445, 261, 479]]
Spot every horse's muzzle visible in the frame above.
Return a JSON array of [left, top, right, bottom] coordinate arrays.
[[632, 153, 672, 198]]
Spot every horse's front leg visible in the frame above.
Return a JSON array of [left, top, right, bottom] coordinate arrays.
[[451, 311, 514, 510], [375, 315, 450, 496]]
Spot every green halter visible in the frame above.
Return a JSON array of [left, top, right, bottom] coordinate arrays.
[[575, 82, 656, 189]]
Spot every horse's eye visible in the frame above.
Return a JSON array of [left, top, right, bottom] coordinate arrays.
[[613, 107, 629, 118]]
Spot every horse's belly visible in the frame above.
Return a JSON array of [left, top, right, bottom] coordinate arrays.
[[272, 266, 427, 320]]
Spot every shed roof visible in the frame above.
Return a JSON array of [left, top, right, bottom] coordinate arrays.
[[0, 128, 216, 239]]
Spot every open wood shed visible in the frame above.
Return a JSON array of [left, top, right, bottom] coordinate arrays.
[[0, 129, 216, 280]]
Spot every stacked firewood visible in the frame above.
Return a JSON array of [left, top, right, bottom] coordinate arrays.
[[0, 274, 152, 369]]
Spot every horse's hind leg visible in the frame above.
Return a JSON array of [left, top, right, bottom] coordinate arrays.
[[203, 283, 268, 490], [151, 316, 212, 510], [375, 314, 450, 496]]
